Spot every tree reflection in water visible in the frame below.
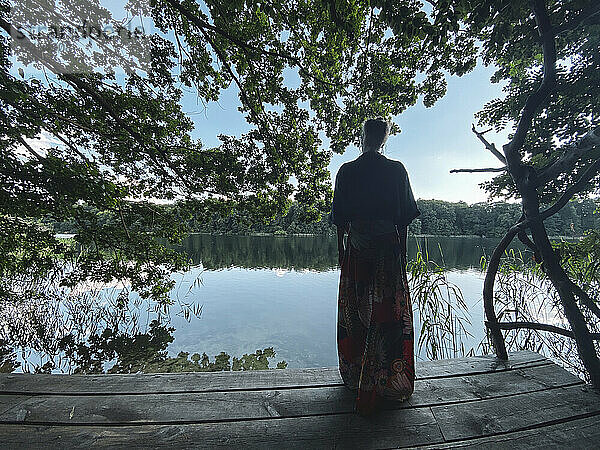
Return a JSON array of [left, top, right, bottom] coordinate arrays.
[[177, 233, 524, 271], [1, 234, 526, 373], [0, 283, 286, 373]]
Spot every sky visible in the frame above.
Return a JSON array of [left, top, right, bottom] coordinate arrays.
[[180, 62, 512, 205]]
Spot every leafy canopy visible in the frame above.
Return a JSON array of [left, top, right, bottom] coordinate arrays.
[[455, 0, 600, 201], [0, 0, 476, 304]]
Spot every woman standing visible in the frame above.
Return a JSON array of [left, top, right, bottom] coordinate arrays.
[[330, 118, 420, 415]]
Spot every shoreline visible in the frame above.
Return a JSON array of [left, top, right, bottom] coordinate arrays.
[[177, 231, 583, 240]]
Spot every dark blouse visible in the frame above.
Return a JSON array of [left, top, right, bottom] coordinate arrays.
[[329, 151, 420, 228]]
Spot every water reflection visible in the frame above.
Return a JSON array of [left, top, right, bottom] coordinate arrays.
[[2, 234, 528, 373], [58, 321, 286, 374], [178, 233, 527, 271]]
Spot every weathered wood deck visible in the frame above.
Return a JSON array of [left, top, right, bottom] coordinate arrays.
[[0, 351, 598, 448]]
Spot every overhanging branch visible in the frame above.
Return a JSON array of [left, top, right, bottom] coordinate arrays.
[[0, 16, 198, 194], [161, 0, 344, 92], [161, 0, 296, 63]]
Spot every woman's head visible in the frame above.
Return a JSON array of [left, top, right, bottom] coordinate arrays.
[[361, 118, 390, 153]]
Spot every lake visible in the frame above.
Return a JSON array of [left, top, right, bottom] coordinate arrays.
[[163, 234, 526, 368], [4, 234, 531, 372]]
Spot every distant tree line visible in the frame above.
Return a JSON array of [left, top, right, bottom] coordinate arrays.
[[184, 198, 599, 238], [48, 198, 598, 238], [409, 199, 599, 238]]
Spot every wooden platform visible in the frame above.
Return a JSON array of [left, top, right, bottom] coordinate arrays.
[[0, 351, 598, 448]]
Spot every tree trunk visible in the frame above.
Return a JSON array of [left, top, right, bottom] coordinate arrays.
[[521, 190, 600, 388]]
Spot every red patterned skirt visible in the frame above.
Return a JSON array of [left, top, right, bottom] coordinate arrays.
[[337, 230, 415, 415]]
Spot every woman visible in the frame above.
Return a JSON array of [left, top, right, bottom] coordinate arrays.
[[330, 118, 420, 416]]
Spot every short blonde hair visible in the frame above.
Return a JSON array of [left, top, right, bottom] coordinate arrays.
[[362, 118, 390, 152]]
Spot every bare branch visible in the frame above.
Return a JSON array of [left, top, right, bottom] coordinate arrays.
[[118, 202, 131, 240], [537, 126, 600, 186], [482, 220, 524, 360], [471, 124, 507, 164], [517, 230, 541, 263], [492, 321, 600, 340], [450, 167, 506, 173]]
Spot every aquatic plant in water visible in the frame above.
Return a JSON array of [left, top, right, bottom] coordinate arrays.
[[483, 243, 600, 382], [407, 241, 473, 361]]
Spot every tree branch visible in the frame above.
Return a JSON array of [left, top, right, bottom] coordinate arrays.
[[482, 220, 523, 360], [554, 2, 600, 35], [0, 16, 200, 194], [491, 321, 600, 340], [16, 135, 45, 162], [569, 280, 600, 322], [503, 0, 557, 175], [161, 0, 344, 93], [450, 167, 506, 173], [161, 0, 296, 63], [517, 230, 541, 263], [536, 125, 600, 187], [540, 156, 600, 221], [471, 124, 507, 164], [61, 72, 196, 192], [117, 202, 131, 240], [196, 24, 266, 130]]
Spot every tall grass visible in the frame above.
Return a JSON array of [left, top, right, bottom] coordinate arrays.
[[407, 240, 473, 360], [488, 248, 600, 381]]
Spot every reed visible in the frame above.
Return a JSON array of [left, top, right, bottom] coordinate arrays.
[[407, 239, 473, 360]]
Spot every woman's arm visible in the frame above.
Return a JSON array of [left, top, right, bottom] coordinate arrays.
[[337, 225, 346, 266]]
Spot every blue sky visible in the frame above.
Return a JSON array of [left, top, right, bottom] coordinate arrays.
[[180, 62, 511, 204]]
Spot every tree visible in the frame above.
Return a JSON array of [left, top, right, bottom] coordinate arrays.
[[0, 1, 476, 310], [449, 0, 600, 386]]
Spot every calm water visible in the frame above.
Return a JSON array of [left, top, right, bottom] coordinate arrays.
[[163, 234, 526, 368], [5, 234, 530, 372]]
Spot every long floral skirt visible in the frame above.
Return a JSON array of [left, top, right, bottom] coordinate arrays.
[[337, 231, 415, 415]]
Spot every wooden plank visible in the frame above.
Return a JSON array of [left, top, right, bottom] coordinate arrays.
[[416, 350, 548, 379], [416, 415, 600, 449], [407, 362, 582, 408], [0, 386, 354, 424], [0, 363, 581, 425], [0, 351, 547, 395], [0, 395, 28, 416], [431, 384, 600, 442], [0, 408, 444, 449], [0, 368, 343, 395]]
